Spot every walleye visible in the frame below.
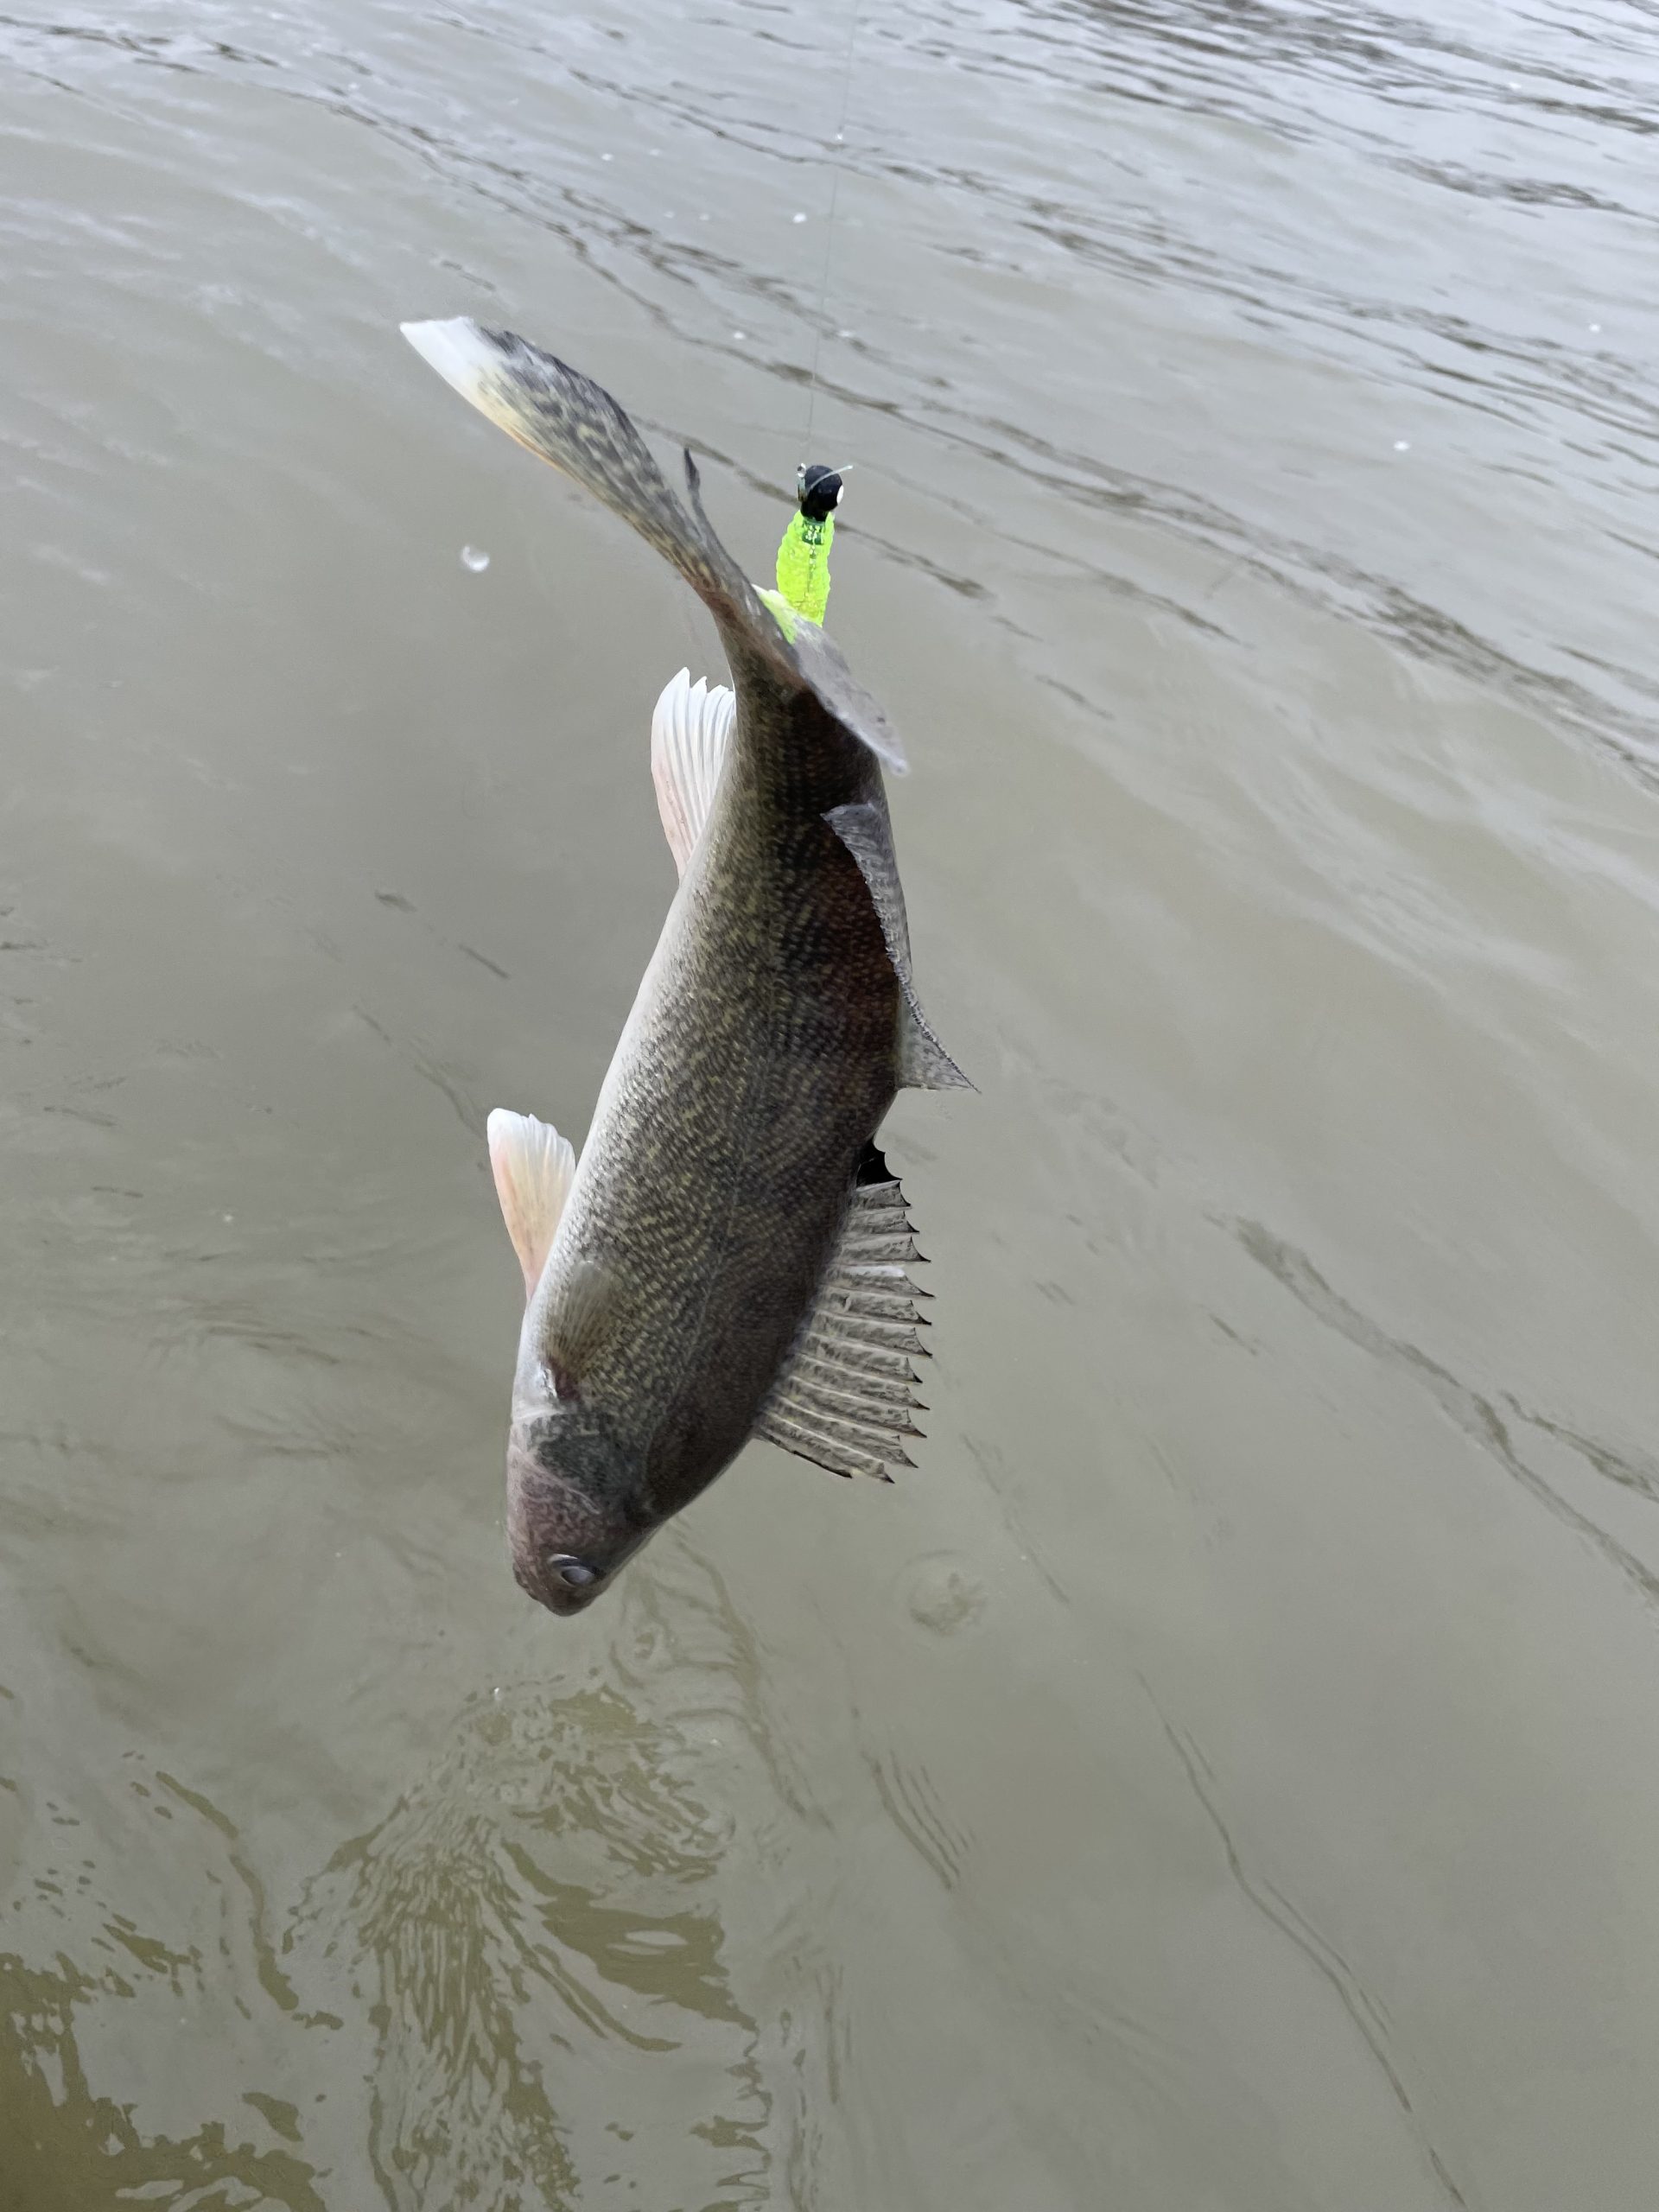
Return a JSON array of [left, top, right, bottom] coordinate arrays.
[[402, 320, 969, 1615]]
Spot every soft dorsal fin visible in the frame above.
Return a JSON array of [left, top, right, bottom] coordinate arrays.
[[651, 667, 735, 876], [823, 803, 972, 1092], [486, 1109, 576, 1299], [753, 1144, 932, 1482]]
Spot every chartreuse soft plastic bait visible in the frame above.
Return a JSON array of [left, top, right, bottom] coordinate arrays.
[[772, 461, 847, 626]]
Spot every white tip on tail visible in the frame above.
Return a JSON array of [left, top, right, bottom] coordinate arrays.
[[401, 315, 912, 780], [401, 318, 500, 410], [486, 1108, 576, 1300]]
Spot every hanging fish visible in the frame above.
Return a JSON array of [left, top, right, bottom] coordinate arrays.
[[401, 320, 969, 1616]]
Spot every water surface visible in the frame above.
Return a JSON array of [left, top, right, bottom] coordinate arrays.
[[5, 2, 1659, 2205]]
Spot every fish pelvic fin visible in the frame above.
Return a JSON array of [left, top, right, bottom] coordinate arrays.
[[824, 803, 973, 1092], [487, 1109, 576, 1299], [651, 668, 734, 877], [753, 1143, 932, 1483], [401, 319, 907, 775]]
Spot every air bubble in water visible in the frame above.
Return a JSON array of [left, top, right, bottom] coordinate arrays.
[[461, 545, 490, 572]]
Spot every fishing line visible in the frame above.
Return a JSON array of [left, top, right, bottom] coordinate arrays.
[[802, 0, 863, 456]]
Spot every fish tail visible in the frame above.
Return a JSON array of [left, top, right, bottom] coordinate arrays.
[[402, 318, 747, 614], [402, 317, 906, 772]]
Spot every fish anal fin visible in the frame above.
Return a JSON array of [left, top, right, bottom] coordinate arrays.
[[754, 1160, 933, 1482], [651, 668, 735, 877], [487, 1109, 576, 1299], [824, 803, 973, 1093]]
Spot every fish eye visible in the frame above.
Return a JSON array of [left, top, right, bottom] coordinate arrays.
[[546, 1554, 598, 1588]]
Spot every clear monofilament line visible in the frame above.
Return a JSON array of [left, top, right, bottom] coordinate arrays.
[[804, 0, 863, 456]]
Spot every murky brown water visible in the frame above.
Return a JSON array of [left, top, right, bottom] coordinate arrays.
[[5, 1, 1659, 2204]]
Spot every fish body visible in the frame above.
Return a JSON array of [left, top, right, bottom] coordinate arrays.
[[402, 321, 966, 1615]]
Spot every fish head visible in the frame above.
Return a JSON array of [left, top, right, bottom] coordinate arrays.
[[505, 1397, 652, 1617]]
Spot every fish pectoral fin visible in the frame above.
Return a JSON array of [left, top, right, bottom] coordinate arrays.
[[753, 1145, 932, 1483], [549, 1254, 617, 1377], [487, 1109, 577, 1300], [824, 803, 973, 1093], [651, 667, 735, 877]]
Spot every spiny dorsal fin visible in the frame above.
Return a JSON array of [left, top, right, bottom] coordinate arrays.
[[651, 667, 735, 877], [824, 802, 972, 1093], [753, 1146, 932, 1482], [487, 1109, 575, 1299]]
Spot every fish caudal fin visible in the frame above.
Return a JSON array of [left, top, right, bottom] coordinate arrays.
[[403, 319, 743, 611], [400, 318, 906, 774], [487, 1109, 576, 1299], [753, 1145, 931, 1483], [824, 803, 972, 1092], [651, 668, 735, 878]]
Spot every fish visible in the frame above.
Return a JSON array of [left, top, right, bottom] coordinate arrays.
[[401, 319, 969, 1616]]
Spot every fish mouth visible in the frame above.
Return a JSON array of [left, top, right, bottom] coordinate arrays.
[[515, 1523, 661, 1618], [502, 1534, 609, 1617], [506, 1504, 657, 1618], [505, 1425, 657, 1617], [527, 1552, 609, 1618]]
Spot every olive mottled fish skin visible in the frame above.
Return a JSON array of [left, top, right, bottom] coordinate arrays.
[[541, 652, 901, 1523], [404, 323, 918, 1612]]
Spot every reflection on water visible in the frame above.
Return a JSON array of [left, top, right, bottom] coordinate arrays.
[[299, 1680, 767, 2207], [2, 1955, 328, 2212], [2, 1553, 809, 2207], [7, 0, 1659, 2204]]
